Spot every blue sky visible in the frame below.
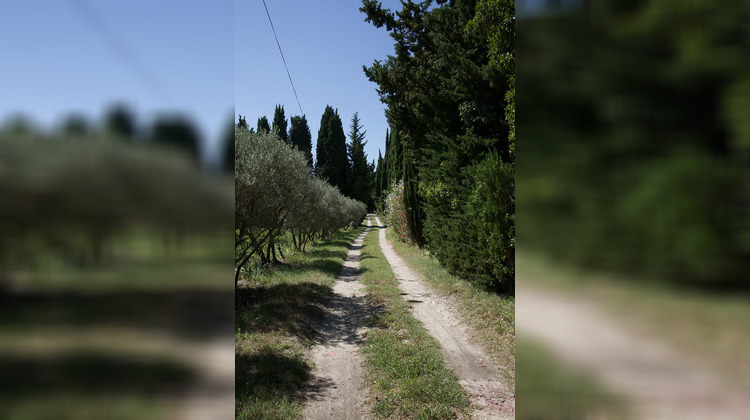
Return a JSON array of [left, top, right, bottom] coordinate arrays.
[[236, 0, 405, 166], [1, 1, 427, 169], [0, 1, 233, 167]]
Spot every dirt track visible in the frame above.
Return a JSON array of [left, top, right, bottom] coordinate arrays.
[[300, 218, 373, 420], [374, 216, 514, 419], [516, 284, 750, 419]]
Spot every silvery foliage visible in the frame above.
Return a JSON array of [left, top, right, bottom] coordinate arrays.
[[235, 128, 366, 263]]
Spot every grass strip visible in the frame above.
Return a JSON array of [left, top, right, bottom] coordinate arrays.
[[383, 227, 515, 388], [359, 225, 471, 419], [235, 225, 365, 420], [516, 338, 629, 420]]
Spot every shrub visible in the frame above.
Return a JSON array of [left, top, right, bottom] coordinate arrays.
[[384, 180, 410, 244]]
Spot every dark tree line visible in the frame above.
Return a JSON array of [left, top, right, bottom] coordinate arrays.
[[251, 104, 376, 208], [53, 103, 216, 170], [365, 0, 515, 293]]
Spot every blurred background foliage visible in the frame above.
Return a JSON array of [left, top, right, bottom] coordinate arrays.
[[517, 0, 750, 288], [0, 107, 233, 287]]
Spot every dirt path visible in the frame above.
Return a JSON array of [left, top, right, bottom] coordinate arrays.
[[301, 217, 374, 420], [516, 284, 750, 419], [374, 217, 514, 419], [177, 336, 235, 420]]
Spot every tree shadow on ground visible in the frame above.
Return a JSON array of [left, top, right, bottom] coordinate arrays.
[[306, 249, 348, 260], [0, 289, 234, 339], [236, 283, 331, 343], [235, 346, 335, 416], [0, 350, 196, 398]]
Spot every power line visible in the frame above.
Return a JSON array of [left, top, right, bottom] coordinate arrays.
[[67, 0, 173, 103], [262, 0, 304, 115]]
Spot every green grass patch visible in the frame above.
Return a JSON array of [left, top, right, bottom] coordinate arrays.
[[235, 225, 365, 419], [359, 225, 471, 419], [382, 227, 515, 388], [6, 229, 231, 291], [516, 338, 629, 420]]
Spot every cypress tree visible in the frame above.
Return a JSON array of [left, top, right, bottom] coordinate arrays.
[[387, 128, 402, 185], [272, 104, 288, 143], [105, 103, 136, 140], [256, 116, 270, 133], [382, 130, 390, 194], [375, 150, 383, 200], [315, 105, 349, 195], [290, 115, 313, 168], [328, 110, 349, 195], [237, 115, 248, 129]]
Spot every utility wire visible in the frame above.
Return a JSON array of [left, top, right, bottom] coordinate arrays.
[[262, 0, 304, 115], [67, 0, 174, 103]]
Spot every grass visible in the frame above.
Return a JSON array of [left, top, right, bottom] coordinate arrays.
[[380, 224, 515, 389], [6, 230, 230, 291], [235, 225, 365, 419], [516, 338, 629, 420], [359, 224, 471, 419], [517, 249, 750, 390]]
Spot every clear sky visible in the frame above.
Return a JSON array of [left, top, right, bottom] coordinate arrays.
[[0, 1, 233, 167], [236, 0, 405, 167]]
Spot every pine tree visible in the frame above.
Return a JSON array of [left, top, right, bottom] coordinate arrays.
[[256, 116, 270, 133], [347, 112, 372, 204], [290, 115, 313, 169], [272, 105, 289, 143]]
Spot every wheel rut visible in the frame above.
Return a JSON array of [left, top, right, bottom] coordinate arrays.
[[301, 217, 374, 420], [374, 216, 514, 419]]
